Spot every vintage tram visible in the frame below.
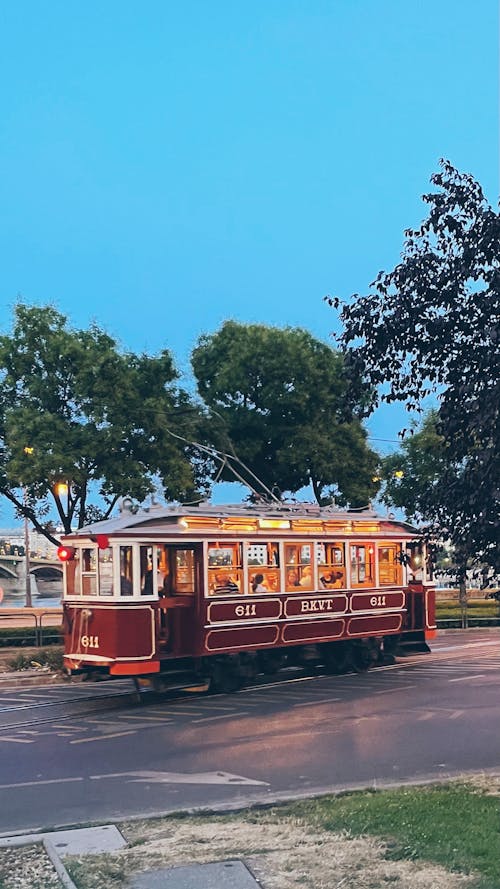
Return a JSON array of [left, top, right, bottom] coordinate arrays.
[[59, 502, 436, 691]]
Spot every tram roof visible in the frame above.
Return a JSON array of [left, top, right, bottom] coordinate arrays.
[[65, 502, 419, 539]]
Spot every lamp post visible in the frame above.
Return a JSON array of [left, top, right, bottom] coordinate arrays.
[[23, 487, 32, 608], [22, 446, 35, 609]]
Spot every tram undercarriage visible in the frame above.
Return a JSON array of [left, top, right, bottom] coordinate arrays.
[[76, 632, 430, 695]]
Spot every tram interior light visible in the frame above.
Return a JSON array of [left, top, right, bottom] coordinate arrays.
[[57, 545, 76, 562]]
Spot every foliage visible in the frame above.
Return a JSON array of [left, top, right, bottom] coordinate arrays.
[[289, 782, 500, 885], [330, 161, 500, 572], [192, 321, 379, 506], [0, 304, 210, 541]]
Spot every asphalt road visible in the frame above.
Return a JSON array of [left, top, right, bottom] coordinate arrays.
[[0, 629, 498, 835]]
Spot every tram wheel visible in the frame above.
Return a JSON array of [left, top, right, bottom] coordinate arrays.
[[208, 655, 244, 694], [259, 651, 286, 676], [322, 641, 351, 675], [351, 640, 378, 672]]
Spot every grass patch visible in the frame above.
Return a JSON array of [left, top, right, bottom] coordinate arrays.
[[436, 600, 499, 620], [288, 782, 500, 885], [7, 646, 63, 672]]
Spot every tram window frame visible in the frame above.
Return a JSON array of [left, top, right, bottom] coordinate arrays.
[[80, 547, 98, 596], [119, 545, 134, 596], [98, 547, 113, 596], [285, 542, 314, 591], [65, 549, 81, 597], [157, 546, 196, 596], [317, 542, 346, 589], [378, 543, 403, 586], [207, 542, 243, 596], [350, 543, 375, 586], [246, 542, 280, 594]]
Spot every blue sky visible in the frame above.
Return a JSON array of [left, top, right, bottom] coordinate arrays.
[[0, 0, 498, 513]]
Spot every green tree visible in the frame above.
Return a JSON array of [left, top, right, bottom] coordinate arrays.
[[0, 304, 209, 542], [330, 161, 500, 573], [192, 321, 379, 506]]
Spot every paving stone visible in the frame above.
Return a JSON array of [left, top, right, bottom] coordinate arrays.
[[128, 859, 261, 889]]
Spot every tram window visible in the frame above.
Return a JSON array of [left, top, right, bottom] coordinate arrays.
[[350, 544, 374, 585], [317, 542, 345, 588], [285, 543, 313, 591], [246, 542, 280, 594], [140, 546, 159, 596], [379, 545, 402, 585], [66, 550, 81, 596], [173, 549, 195, 594], [81, 547, 97, 596], [98, 548, 113, 596], [208, 543, 242, 596], [119, 546, 134, 596]]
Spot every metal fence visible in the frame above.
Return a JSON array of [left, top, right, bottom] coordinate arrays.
[[0, 609, 62, 647]]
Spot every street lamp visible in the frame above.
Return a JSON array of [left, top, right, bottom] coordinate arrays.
[[54, 482, 69, 533]]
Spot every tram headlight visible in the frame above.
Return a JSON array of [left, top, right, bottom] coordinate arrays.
[[57, 545, 76, 562]]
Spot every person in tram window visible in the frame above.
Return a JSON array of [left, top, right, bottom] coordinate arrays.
[[214, 572, 239, 594], [251, 572, 267, 593], [287, 569, 301, 587], [299, 565, 313, 587], [320, 569, 343, 589]]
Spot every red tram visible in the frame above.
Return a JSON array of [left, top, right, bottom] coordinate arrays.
[[60, 502, 436, 691]]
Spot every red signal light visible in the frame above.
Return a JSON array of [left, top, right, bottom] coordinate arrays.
[[57, 546, 76, 562]]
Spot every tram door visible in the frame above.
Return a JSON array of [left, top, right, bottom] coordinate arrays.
[[158, 545, 201, 655]]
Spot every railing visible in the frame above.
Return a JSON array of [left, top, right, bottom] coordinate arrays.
[[0, 608, 63, 647]]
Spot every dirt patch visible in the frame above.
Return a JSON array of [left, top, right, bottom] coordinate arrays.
[[0, 843, 61, 889], [66, 812, 475, 889]]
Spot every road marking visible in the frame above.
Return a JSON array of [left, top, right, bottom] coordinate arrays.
[[449, 711, 464, 719], [448, 674, 487, 683], [0, 736, 34, 744], [192, 712, 252, 723], [89, 769, 269, 786], [118, 714, 175, 723], [70, 730, 137, 744], [293, 697, 342, 707], [0, 777, 84, 789]]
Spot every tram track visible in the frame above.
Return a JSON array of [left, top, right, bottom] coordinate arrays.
[[0, 635, 497, 731]]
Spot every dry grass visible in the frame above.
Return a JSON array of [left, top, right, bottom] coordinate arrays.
[[66, 811, 475, 889]]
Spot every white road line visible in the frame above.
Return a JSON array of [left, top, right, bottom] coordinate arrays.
[[0, 736, 34, 744], [192, 712, 252, 723], [0, 777, 83, 789], [293, 697, 342, 707], [448, 674, 487, 683], [70, 730, 137, 744]]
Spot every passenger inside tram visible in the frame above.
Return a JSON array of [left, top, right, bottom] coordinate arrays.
[[213, 572, 239, 594]]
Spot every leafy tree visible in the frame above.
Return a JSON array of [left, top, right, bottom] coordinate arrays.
[[191, 321, 379, 507], [0, 304, 210, 543], [330, 160, 499, 573]]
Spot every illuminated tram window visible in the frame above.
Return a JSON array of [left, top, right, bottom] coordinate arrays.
[[285, 543, 313, 591], [379, 544, 402, 585], [317, 542, 345, 588], [350, 544, 374, 585], [246, 542, 280, 594], [208, 543, 242, 596]]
